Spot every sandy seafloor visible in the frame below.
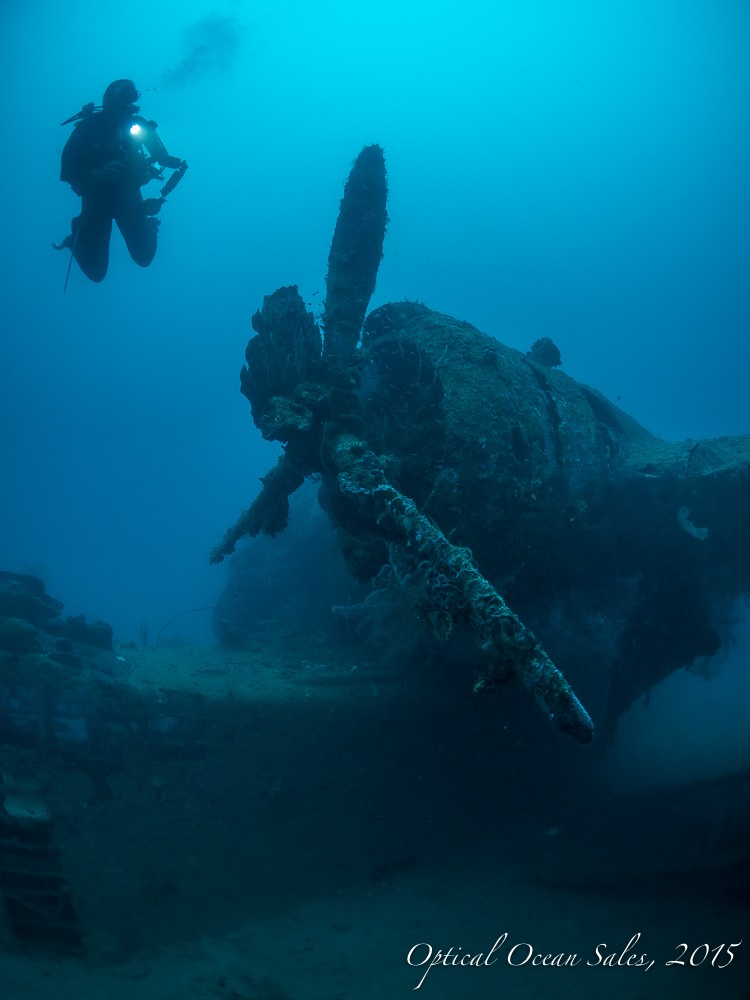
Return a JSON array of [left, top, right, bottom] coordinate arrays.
[[1, 860, 746, 999], [0, 642, 746, 1000]]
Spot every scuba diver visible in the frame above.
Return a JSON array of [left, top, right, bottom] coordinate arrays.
[[54, 80, 187, 286]]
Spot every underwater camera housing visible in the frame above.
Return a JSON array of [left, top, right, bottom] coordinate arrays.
[[128, 118, 183, 170], [128, 118, 188, 215]]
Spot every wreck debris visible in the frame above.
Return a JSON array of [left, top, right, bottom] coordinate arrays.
[[526, 336, 562, 367], [0, 571, 113, 655], [213, 144, 750, 745], [677, 505, 709, 541], [0, 804, 84, 954]]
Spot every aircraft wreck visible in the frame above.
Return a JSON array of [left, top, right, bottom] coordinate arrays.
[[212, 144, 750, 744]]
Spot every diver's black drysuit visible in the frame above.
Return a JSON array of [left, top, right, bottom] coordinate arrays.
[[59, 108, 165, 282]]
